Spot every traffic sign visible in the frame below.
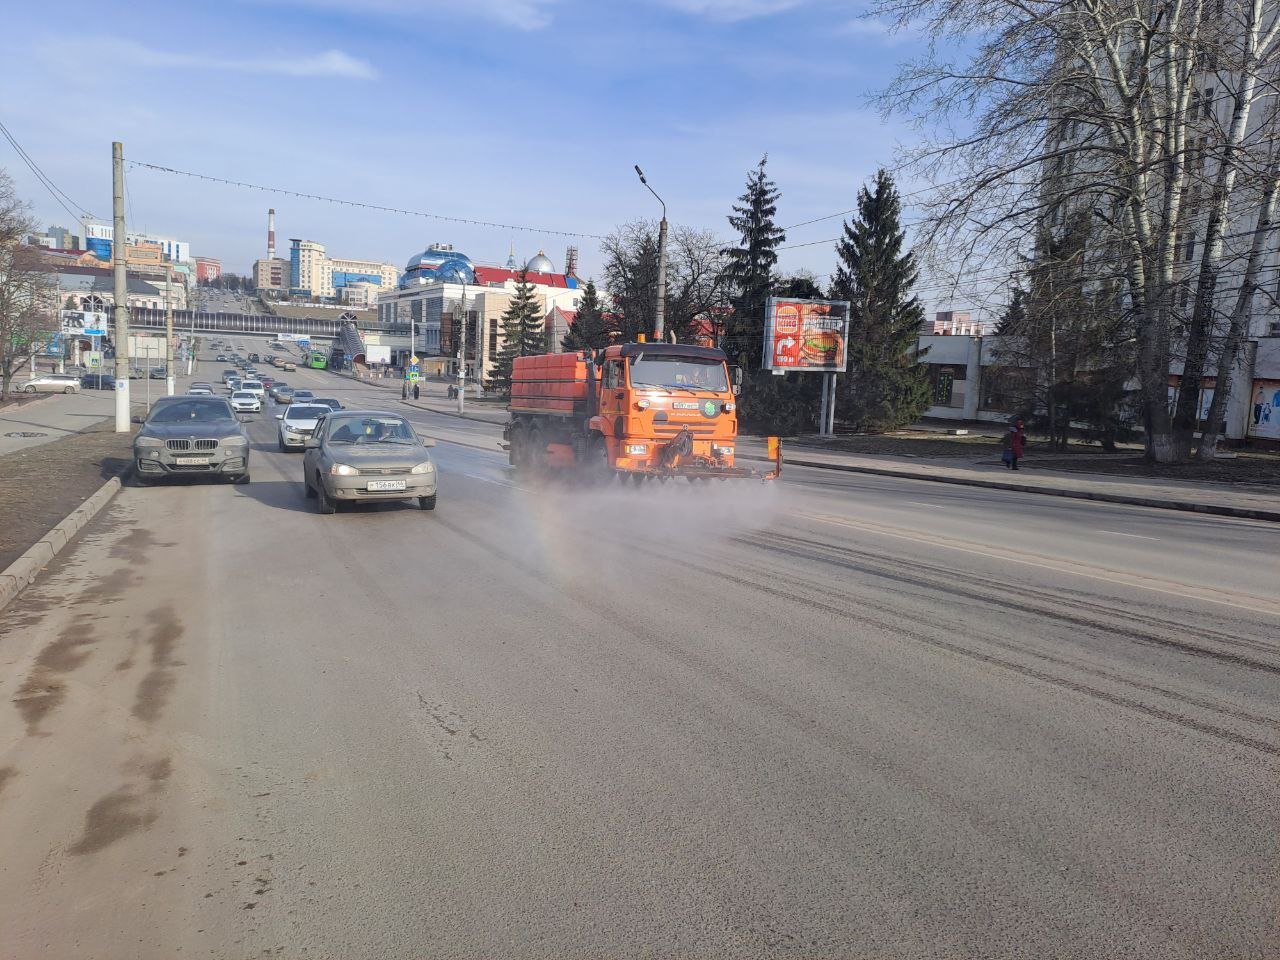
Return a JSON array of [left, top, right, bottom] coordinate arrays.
[[83, 328, 107, 337], [87, 351, 103, 369], [409, 355, 420, 365]]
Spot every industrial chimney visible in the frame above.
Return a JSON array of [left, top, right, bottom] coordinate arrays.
[[267, 209, 276, 260]]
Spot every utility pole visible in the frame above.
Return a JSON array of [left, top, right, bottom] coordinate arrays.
[[165, 265, 175, 395], [634, 165, 668, 342], [112, 141, 130, 431], [457, 279, 467, 414]]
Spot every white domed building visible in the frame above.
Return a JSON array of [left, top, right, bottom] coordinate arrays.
[[376, 243, 587, 382]]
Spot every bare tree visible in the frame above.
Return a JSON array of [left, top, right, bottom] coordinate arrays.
[[599, 220, 730, 343], [0, 171, 57, 398], [872, 0, 1280, 462]]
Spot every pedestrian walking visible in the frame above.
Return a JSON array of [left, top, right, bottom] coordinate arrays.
[[1002, 418, 1026, 470]]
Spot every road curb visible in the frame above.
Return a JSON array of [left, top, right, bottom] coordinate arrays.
[[743, 454, 1280, 523], [0, 476, 122, 614]]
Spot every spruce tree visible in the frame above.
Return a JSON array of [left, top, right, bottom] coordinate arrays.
[[720, 157, 816, 433], [829, 169, 931, 433], [562, 280, 610, 351], [487, 269, 544, 395], [722, 156, 785, 371]]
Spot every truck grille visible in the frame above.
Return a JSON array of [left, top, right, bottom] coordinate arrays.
[[166, 438, 220, 451]]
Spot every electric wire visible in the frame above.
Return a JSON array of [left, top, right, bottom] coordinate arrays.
[[127, 159, 606, 241]]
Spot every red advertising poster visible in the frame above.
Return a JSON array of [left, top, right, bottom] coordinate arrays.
[[764, 297, 850, 372]]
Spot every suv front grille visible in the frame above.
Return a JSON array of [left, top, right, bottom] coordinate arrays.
[[166, 439, 220, 451]]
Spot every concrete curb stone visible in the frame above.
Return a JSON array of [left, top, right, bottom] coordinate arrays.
[[0, 476, 122, 614]]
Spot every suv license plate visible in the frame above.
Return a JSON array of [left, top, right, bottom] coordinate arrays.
[[366, 480, 406, 492], [174, 457, 211, 466]]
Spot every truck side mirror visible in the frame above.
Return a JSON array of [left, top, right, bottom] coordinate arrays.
[[732, 383, 741, 396]]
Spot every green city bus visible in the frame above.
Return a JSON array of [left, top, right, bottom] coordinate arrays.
[[306, 351, 329, 369]]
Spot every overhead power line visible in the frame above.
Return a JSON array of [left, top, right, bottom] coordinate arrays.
[[0, 118, 96, 222], [127, 159, 606, 241]]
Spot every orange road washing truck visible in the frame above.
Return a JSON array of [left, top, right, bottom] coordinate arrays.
[[504, 341, 781, 482]]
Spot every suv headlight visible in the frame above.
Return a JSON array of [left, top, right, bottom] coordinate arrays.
[[135, 436, 163, 449], [329, 463, 358, 476], [410, 461, 434, 474]]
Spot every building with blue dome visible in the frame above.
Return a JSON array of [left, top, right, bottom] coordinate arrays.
[[398, 244, 476, 288], [377, 242, 586, 381]]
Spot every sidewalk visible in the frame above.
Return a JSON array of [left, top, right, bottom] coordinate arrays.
[[737, 437, 1280, 522]]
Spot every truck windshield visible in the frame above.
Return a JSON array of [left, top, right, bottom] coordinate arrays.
[[629, 356, 728, 392]]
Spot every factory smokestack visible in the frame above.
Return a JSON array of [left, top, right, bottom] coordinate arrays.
[[267, 209, 276, 260]]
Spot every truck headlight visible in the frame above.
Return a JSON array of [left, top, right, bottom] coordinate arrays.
[[624, 444, 648, 455], [410, 461, 434, 474], [723, 402, 736, 412], [329, 463, 357, 476]]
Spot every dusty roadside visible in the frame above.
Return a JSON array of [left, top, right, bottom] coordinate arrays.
[[0, 422, 133, 570]]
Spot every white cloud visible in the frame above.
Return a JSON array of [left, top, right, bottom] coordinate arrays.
[[43, 39, 377, 79], [657, 0, 804, 21], [248, 0, 559, 30]]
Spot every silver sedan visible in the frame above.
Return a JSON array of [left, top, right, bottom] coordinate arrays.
[[302, 411, 437, 514]]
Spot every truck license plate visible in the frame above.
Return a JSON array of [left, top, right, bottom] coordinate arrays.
[[366, 480, 406, 491], [174, 457, 210, 466]]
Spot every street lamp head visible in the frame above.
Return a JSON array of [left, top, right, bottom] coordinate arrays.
[[634, 164, 647, 184]]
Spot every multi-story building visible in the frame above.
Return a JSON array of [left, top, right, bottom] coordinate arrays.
[[287, 238, 398, 301], [254, 257, 290, 293], [376, 245, 584, 379], [81, 221, 190, 263], [194, 257, 222, 283]]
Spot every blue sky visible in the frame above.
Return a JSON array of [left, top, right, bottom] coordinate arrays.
[[1, 0, 959, 304]]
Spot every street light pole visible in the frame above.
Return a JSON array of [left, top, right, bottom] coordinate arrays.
[[634, 165, 667, 342], [111, 141, 130, 431], [457, 278, 467, 415], [165, 265, 175, 395]]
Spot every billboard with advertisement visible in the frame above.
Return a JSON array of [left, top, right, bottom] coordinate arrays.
[[367, 345, 391, 365], [764, 297, 850, 372], [1249, 379, 1280, 440]]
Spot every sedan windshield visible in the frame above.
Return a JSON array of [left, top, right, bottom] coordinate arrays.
[[629, 356, 729, 392], [148, 400, 234, 424], [285, 405, 330, 422], [326, 416, 416, 444]]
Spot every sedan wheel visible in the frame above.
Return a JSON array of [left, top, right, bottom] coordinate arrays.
[[64, 386, 75, 394], [24, 385, 35, 393], [315, 478, 336, 514]]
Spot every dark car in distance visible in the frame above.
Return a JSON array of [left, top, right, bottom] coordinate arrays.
[[80, 373, 118, 390]]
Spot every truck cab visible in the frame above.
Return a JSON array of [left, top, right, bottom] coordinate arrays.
[[593, 343, 741, 473]]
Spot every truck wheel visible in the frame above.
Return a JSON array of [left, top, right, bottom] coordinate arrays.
[[584, 436, 613, 485]]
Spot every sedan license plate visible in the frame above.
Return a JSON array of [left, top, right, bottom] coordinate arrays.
[[366, 479, 406, 492], [174, 457, 211, 466]]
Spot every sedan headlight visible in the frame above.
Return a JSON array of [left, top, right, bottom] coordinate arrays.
[[135, 436, 163, 449], [329, 463, 358, 476], [410, 461, 434, 474]]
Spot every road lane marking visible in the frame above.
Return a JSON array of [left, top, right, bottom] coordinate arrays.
[[903, 501, 945, 509], [1096, 530, 1161, 541], [796, 512, 1280, 619]]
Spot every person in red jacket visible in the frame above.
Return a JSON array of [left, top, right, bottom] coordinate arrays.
[[1001, 418, 1027, 470]]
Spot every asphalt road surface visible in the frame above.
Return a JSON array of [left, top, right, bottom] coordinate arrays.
[[1, 357, 1276, 959]]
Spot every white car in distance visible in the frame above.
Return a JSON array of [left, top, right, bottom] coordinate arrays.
[[230, 390, 261, 413], [240, 380, 266, 400]]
